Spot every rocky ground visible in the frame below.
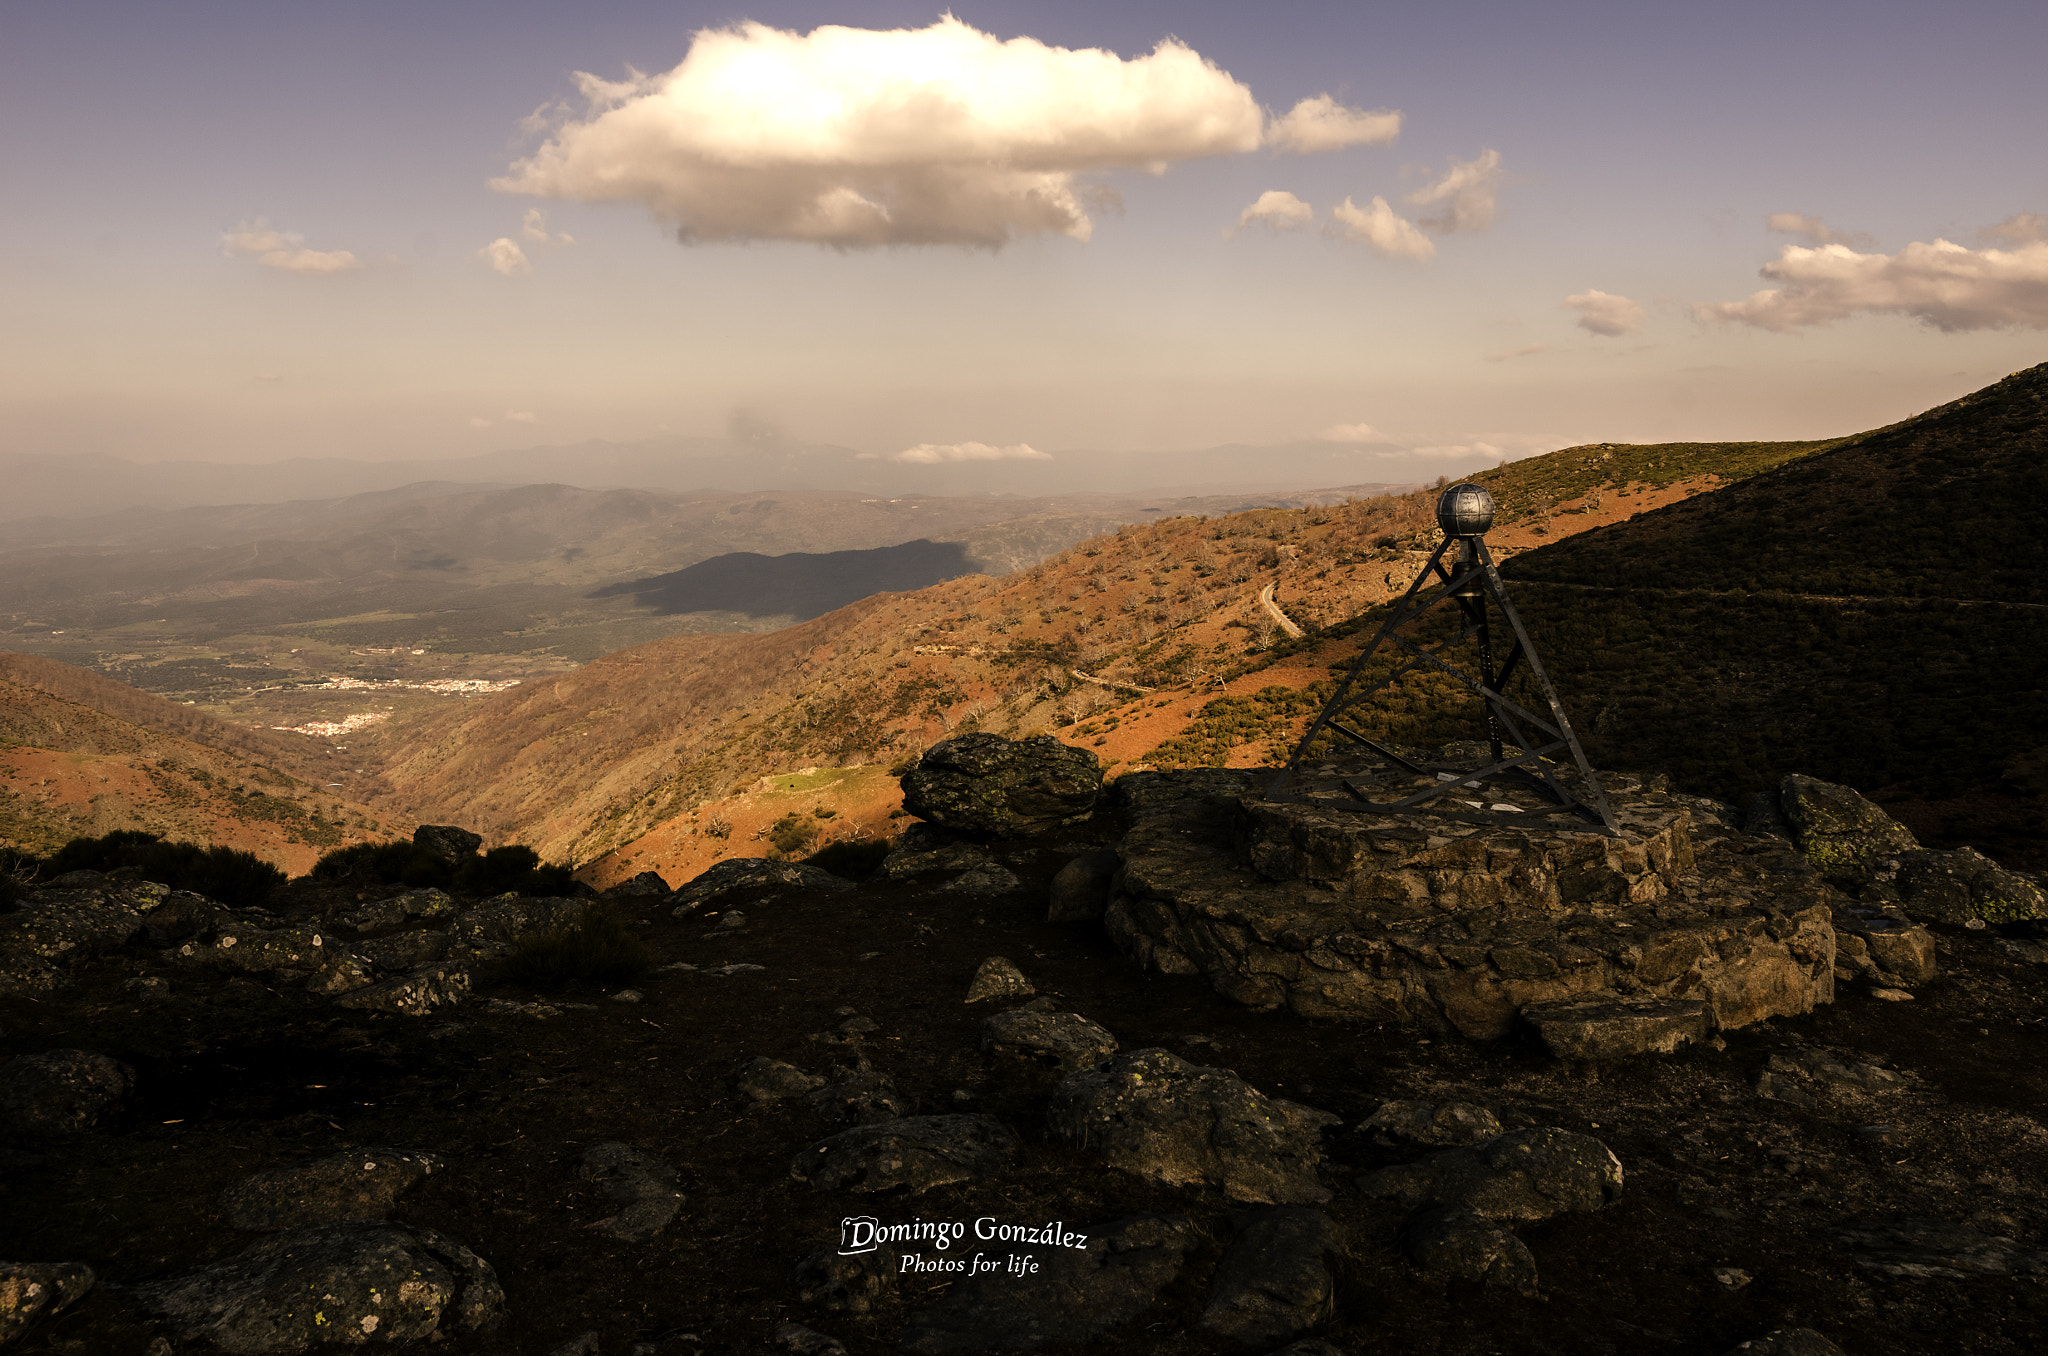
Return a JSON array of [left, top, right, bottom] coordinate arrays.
[[3, 755, 2046, 1354]]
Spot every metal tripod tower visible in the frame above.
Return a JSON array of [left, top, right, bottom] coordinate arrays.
[[1267, 482, 1617, 834]]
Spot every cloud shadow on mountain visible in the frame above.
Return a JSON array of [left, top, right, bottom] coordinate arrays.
[[590, 538, 980, 619]]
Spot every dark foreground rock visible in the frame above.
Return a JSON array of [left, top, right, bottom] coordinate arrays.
[[1357, 1100, 1503, 1150], [791, 1115, 1020, 1194], [131, 1220, 504, 1353], [413, 824, 483, 861], [1360, 1127, 1625, 1224], [332, 962, 470, 1017], [1835, 1215, 2048, 1279], [1523, 997, 1712, 1061], [979, 1009, 1118, 1074], [1048, 1049, 1338, 1204], [218, 1147, 443, 1231], [1721, 1329, 1847, 1356], [578, 1142, 683, 1243], [1398, 1206, 1538, 1295], [670, 860, 856, 915], [0, 1262, 95, 1345], [1197, 1207, 1345, 1345], [899, 734, 1103, 837], [897, 1214, 1196, 1353], [0, 1049, 135, 1133]]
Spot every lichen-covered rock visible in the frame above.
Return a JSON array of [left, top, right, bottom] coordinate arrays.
[[333, 963, 469, 1017], [1522, 998, 1712, 1061], [0, 1261, 95, 1346], [980, 1010, 1118, 1073], [1359, 1128, 1624, 1224], [1048, 1049, 1338, 1205], [578, 1142, 683, 1243], [964, 956, 1034, 1003], [1398, 1207, 1538, 1295], [669, 860, 855, 916], [352, 930, 449, 972], [876, 842, 991, 882], [900, 734, 1103, 837], [736, 1057, 826, 1102], [809, 1071, 911, 1127], [1358, 1101, 1503, 1150], [336, 888, 457, 934], [413, 824, 482, 862], [1778, 774, 1920, 884], [1877, 847, 2047, 924], [792, 1115, 1021, 1195], [218, 1148, 443, 1232], [0, 875, 151, 994], [1197, 1208, 1344, 1345], [445, 895, 588, 960], [0, 1049, 135, 1133], [131, 1220, 504, 1353], [173, 925, 335, 977]]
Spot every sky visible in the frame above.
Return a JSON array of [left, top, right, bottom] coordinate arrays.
[[4, 0, 2045, 482]]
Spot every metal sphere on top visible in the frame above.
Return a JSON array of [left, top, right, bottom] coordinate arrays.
[[1436, 483, 1496, 539]]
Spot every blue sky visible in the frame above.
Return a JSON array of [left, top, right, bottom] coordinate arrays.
[[5, 1, 2043, 478]]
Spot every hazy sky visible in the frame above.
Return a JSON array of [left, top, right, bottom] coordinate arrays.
[[5, 0, 2044, 478]]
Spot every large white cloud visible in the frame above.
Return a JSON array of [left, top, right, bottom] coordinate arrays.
[[220, 220, 359, 273], [1232, 190, 1314, 235], [1981, 213, 2045, 247], [1267, 95, 1401, 153], [1564, 289, 1645, 337], [872, 441, 1052, 464], [1405, 149, 1501, 234], [1697, 239, 2048, 332], [1327, 195, 1435, 261], [494, 16, 1265, 249]]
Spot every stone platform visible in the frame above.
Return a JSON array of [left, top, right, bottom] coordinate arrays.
[[1102, 759, 1836, 1048]]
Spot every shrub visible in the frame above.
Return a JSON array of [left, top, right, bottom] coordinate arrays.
[[455, 844, 579, 898], [44, 831, 286, 908], [307, 841, 454, 890], [767, 813, 819, 859], [495, 904, 650, 992], [1, 847, 41, 911]]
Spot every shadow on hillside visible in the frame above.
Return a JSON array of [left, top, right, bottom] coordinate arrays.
[[590, 538, 980, 619]]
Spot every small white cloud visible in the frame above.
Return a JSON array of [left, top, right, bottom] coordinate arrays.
[[1407, 440, 1507, 459], [494, 16, 1262, 250], [469, 417, 493, 430], [505, 410, 539, 425], [1327, 195, 1434, 261], [1563, 289, 1645, 337], [1231, 190, 1313, 236], [480, 238, 531, 275], [1319, 422, 1382, 441], [1696, 238, 2048, 333], [1981, 212, 2046, 247], [889, 441, 1051, 464], [221, 218, 360, 273], [1405, 149, 1502, 234], [1766, 211, 1872, 247], [1266, 95, 1402, 153], [1485, 343, 1552, 362], [520, 208, 574, 246]]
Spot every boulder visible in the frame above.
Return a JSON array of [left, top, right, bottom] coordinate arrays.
[[333, 963, 470, 1017], [1879, 847, 2048, 925], [1047, 849, 1120, 923], [413, 824, 483, 862], [808, 1071, 911, 1128], [900, 734, 1103, 837], [670, 860, 855, 916], [0, 1261, 95, 1346], [794, 1246, 898, 1316], [897, 1214, 1196, 1353], [131, 1220, 504, 1352], [1721, 1331, 1846, 1356], [604, 871, 672, 897], [353, 930, 450, 971], [979, 1010, 1118, 1074], [1764, 1048, 1907, 1096], [792, 1115, 1021, 1195], [218, 1147, 443, 1231], [965, 956, 1034, 1004], [336, 888, 457, 934], [1777, 774, 1920, 884], [736, 1057, 826, 1103], [1832, 909, 1938, 985], [0, 877, 149, 994], [173, 924, 335, 977], [304, 954, 378, 997], [579, 1142, 683, 1243], [1047, 1049, 1338, 1205], [1359, 1128, 1624, 1225], [1522, 998, 1712, 1061], [1197, 1208, 1344, 1346], [1398, 1206, 1538, 1295], [0, 1049, 135, 1133], [1357, 1101, 1503, 1151], [941, 864, 1025, 897], [1835, 1216, 2048, 1279], [445, 895, 588, 960]]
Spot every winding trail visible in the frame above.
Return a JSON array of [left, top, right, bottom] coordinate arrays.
[[1258, 583, 1306, 639]]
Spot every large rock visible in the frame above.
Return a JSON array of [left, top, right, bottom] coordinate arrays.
[[1359, 1128, 1624, 1225], [1836, 1216, 2048, 1279], [794, 1247, 898, 1316], [1401, 1206, 1539, 1295], [173, 924, 336, 977], [335, 889, 457, 935], [1832, 908, 1938, 986], [0, 1261, 95, 1346], [1522, 998, 1712, 1062], [900, 735, 1103, 837], [1777, 774, 1920, 884], [218, 1148, 444, 1231], [332, 963, 469, 1017], [735, 1057, 826, 1102], [413, 824, 482, 862], [809, 1071, 911, 1127], [578, 1142, 683, 1243], [1105, 764, 1836, 1040], [1877, 847, 2048, 924], [1047, 1049, 1338, 1205], [964, 956, 1034, 1003], [131, 1220, 504, 1353], [0, 875, 153, 994], [980, 1010, 1118, 1074], [1357, 1101, 1503, 1151], [1047, 849, 1120, 923], [897, 1214, 1196, 1353], [1197, 1208, 1344, 1346], [792, 1115, 1021, 1194], [445, 895, 588, 960], [0, 1049, 134, 1133], [670, 860, 855, 916]]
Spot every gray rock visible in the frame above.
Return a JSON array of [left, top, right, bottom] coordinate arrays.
[[1832, 912, 1938, 985], [1883, 846, 2048, 925], [809, 1071, 910, 1127], [131, 1220, 504, 1352], [793, 1246, 897, 1315], [965, 956, 1034, 1003], [791, 1115, 1021, 1195], [218, 1147, 443, 1231], [1047, 849, 1120, 923], [1720, 1328, 1847, 1356], [979, 1010, 1118, 1074], [1778, 774, 1920, 884], [604, 871, 672, 897], [1398, 1206, 1538, 1295], [413, 824, 483, 862], [173, 924, 336, 977], [0, 878, 148, 994], [771, 1321, 850, 1355], [336, 888, 458, 934], [333, 963, 470, 1017], [580, 1142, 683, 1243], [900, 734, 1104, 838], [1357, 1100, 1503, 1150], [1198, 1208, 1344, 1345], [0, 1049, 135, 1133], [1359, 1127, 1625, 1224], [877, 841, 990, 882], [941, 864, 1025, 897], [445, 895, 588, 960], [1048, 1049, 1338, 1205], [1523, 998, 1712, 1061], [352, 929, 449, 971], [669, 860, 855, 916], [1766, 1048, 1907, 1095], [736, 1058, 826, 1102], [1836, 1215, 2048, 1279], [897, 1214, 1195, 1353], [304, 953, 377, 996], [0, 1261, 95, 1346]]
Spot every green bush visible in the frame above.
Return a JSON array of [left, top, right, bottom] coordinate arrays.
[[805, 838, 891, 881], [495, 904, 649, 992], [455, 845, 579, 897], [44, 831, 285, 909], [307, 841, 454, 890], [767, 813, 819, 859]]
